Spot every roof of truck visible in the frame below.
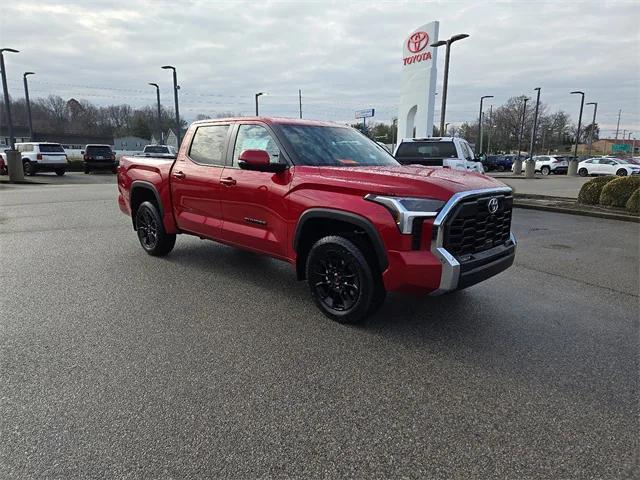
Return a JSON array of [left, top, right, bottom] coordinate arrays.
[[191, 117, 346, 128]]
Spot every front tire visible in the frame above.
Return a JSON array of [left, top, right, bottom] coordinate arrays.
[[578, 168, 588, 177], [541, 166, 550, 176], [135, 201, 176, 256], [306, 235, 381, 324], [23, 161, 35, 176], [616, 169, 628, 176]]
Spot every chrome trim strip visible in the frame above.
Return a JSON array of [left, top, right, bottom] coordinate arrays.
[[364, 194, 440, 234], [429, 187, 514, 295]]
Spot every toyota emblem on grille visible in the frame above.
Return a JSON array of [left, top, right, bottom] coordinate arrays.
[[488, 197, 499, 214]]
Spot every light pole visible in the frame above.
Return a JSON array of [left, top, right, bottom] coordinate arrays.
[[526, 87, 541, 178], [486, 106, 492, 154], [1, 48, 23, 182], [569, 91, 585, 176], [586, 101, 598, 157], [148, 83, 163, 145], [298, 89, 302, 119], [444, 122, 450, 136], [161, 65, 181, 148], [255, 92, 264, 116], [431, 34, 469, 136], [0, 48, 19, 149], [478, 95, 493, 154], [514, 97, 529, 175], [23, 72, 35, 141]]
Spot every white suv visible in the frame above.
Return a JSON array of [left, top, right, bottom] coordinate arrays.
[[16, 142, 68, 176], [512, 155, 568, 175], [394, 137, 484, 173]]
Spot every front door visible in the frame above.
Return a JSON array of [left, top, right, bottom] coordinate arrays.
[[219, 123, 292, 258], [170, 123, 230, 239]]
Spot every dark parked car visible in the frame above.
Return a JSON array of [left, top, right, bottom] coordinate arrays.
[[83, 144, 117, 174]]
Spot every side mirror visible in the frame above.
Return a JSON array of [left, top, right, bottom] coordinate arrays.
[[238, 149, 287, 173]]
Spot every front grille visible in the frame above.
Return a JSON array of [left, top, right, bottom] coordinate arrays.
[[443, 194, 513, 258]]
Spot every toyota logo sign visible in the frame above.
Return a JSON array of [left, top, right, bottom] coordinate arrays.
[[488, 197, 499, 214], [407, 31, 429, 53]]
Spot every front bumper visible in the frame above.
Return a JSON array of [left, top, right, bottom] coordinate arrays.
[[381, 187, 516, 295]]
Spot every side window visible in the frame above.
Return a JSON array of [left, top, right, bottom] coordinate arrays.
[[188, 125, 229, 166], [233, 124, 281, 166]]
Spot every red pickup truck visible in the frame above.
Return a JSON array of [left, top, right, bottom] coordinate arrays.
[[117, 117, 516, 323]]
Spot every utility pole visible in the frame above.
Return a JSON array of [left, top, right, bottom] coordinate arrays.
[[0, 48, 19, 150], [615, 109, 621, 139], [430, 33, 469, 136], [526, 87, 541, 178], [586, 102, 597, 157], [487, 106, 492, 154], [514, 97, 529, 175], [298, 89, 302, 119], [569, 91, 585, 176], [23, 72, 35, 141]]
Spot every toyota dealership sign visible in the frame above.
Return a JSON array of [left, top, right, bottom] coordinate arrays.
[[398, 21, 439, 140]]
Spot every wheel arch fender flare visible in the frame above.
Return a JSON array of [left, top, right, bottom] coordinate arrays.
[[130, 180, 164, 227], [293, 208, 389, 271]]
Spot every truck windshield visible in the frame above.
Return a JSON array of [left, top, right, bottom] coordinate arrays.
[[396, 141, 458, 160], [280, 125, 399, 167]]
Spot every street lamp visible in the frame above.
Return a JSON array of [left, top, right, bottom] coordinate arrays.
[[161, 65, 181, 148], [478, 95, 493, 154], [431, 33, 469, 135], [514, 97, 529, 175], [255, 92, 264, 116], [23, 72, 35, 141], [526, 87, 541, 178], [0, 48, 19, 149], [148, 83, 163, 145], [569, 91, 585, 176], [444, 122, 450, 135], [586, 102, 598, 157]]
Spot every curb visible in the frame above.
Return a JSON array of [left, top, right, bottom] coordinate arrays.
[[513, 200, 639, 223]]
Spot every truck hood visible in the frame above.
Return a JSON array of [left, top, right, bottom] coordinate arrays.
[[301, 165, 509, 201]]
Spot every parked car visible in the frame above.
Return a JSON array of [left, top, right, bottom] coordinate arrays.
[[142, 144, 177, 157], [117, 118, 516, 324], [511, 155, 568, 175], [83, 144, 117, 174], [393, 137, 484, 173], [15, 142, 68, 176], [578, 157, 640, 176]]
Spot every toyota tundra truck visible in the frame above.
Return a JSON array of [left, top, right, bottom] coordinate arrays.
[[117, 118, 516, 323]]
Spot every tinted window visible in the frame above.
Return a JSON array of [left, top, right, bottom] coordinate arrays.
[[189, 125, 229, 166], [39, 144, 65, 153], [396, 141, 457, 160], [86, 146, 113, 155], [144, 146, 169, 154], [280, 125, 398, 167], [233, 124, 281, 166]]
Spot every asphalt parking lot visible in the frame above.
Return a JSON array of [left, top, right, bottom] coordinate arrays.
[[0, 180, 638, 479]]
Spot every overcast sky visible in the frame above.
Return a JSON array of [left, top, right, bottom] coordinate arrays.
[[1, 0, 639, 136]]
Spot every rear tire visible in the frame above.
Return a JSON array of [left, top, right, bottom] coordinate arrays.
[[616, 169, 627, 176], [135, 201, 176, 256], [306, 235, 382, 324], [578, 168, 588, 177], [541, 166, 550, 176], [498, 165, 505, 172], [55, 169, 65, 176], [84, 165, 90, 174]]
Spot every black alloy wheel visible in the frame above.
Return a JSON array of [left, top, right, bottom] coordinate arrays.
[[135, 201, 176, 256]]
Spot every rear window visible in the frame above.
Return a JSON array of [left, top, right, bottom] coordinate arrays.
[[39, 144, 65, 153], [395, 141, 458, 160], [144, 146, 169, 154], [86, 146, 113, 155]]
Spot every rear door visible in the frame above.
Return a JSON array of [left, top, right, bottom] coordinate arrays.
[[218, 123, 292, 258], [170, 123, 230, 239]]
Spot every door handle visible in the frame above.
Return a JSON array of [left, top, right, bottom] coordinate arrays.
[[173, 171, 186, 179], [220, 176, 236, 186]]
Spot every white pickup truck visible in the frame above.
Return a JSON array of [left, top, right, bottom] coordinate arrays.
[[394, 137, 484, 173]]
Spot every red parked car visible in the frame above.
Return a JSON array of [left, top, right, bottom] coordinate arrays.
[[117, 118, 516, 323]]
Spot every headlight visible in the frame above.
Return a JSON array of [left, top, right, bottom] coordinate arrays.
[[365, 194, 445, 234]]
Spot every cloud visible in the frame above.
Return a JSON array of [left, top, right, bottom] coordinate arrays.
[[1, 0, 638, 135]]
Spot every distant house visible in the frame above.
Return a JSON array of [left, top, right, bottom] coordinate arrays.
[[113, 136, 150, 151]]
